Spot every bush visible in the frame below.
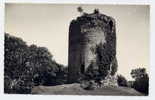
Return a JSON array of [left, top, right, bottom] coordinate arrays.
[[55, 64, 68, 85], [80, 80, 96, 90], [131, 68, 149, 95], [117, 74, 128, 87], [84, 62, 100, 81], [127, 81, 134, 88], [133, 76, 149, 95]]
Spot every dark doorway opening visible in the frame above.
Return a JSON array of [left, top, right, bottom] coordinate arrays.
[[81, 64, 85, 74]]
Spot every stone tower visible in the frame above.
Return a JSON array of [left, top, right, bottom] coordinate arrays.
[[68, 10, 118, 83]]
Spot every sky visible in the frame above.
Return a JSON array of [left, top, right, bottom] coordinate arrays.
[[5, 4, 149, 80]]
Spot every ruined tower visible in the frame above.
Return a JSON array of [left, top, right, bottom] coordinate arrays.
[[68, 10, 118, 83]]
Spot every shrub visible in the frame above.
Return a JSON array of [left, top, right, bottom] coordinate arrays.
[[127, 81, 134, 88], [80, 80, 96, 90], [131, 68, 149, 95], [55, 64, 68, 85], [117, 74, 128, 87], [77, 6, 83, 14], [84, 62, 100, 80]]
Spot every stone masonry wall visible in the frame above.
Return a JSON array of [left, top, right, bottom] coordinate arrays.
[[68, 12, 117, 83]]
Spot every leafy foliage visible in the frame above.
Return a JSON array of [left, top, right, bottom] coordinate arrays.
[[81, 42, 117, 85], [131, 68, 147, 79], [94, 9, 99, 14], [55, 64, 68, 85], [5, 33, 34, 93], [130, 68, 149, 95], [27, 45, 58, 86], [127, 81, 134, 88], [77, 6, 83, 13], [4, 33, 67, 94], [110, 57, 118, 75], [117, 74, 128, 87], [96, 43, 117, 79], [83, 62, 101, 82], [80, 80, 96, 90]]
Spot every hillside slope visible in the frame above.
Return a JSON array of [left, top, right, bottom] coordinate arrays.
[[32, 83, 144, 96]]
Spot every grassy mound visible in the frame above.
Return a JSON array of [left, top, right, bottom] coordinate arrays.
[[31, 83, 144, 96]]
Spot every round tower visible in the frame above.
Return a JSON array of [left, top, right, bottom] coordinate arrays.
[[68, 11, 117, 83]]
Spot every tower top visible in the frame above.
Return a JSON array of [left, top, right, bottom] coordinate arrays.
[[71, 10, 115, 27]]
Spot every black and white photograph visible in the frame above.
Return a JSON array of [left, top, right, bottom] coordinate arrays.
[[4, 3, 149, 96]]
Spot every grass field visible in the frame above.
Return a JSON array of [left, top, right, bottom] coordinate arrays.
[[31, 83, 145, 96]]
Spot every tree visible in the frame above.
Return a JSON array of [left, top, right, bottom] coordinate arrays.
[[4, 33, 68, 93], [117, 74, 128, 87], [130, 68, 149, 95], [131, 68, 146, 79], [28, 45, 58, 86], [5, 33, 33, 94]]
